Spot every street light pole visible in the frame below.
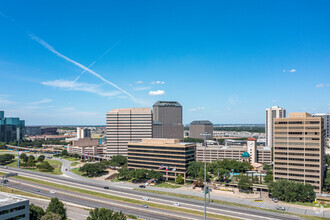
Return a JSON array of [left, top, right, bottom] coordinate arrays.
[[17, 127, 20, 168], [200, 132, 210, 220]]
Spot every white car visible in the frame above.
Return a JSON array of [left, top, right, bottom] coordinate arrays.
[[173, 202, 180, 206], [143, 197, 149, 201], [50, 190, 56, 194]]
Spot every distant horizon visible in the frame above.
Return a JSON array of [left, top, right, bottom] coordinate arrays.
[[24, 123, 266, 127]]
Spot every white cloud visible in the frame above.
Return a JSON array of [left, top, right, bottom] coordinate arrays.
[[29, 98, 52, 105], [136, 81, 143, 84], [30, 34, 134, 99], [316, 84, 324, 88], [288, 69, 296, 72], [42, 79, 121, 97], [189, 107, 205, 111], [149, 90, 165, 96], [0, 95, 16, 105], [151, 81, 165, 84]]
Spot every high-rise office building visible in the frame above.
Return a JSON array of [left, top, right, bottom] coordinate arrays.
[[106, 108, 152, 157], [189, 120, 213, 140], [77, 127, 91, 139], [152, 101, 184, 139], [265, 106, 286, 147], [0, 111, 25, 143], [312, 113, 330, 138], [273, 112, 325, 193], [25, 126, 42, 136]]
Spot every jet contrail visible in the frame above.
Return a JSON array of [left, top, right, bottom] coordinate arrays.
[[74, 40, 121, 82], [29, 34, 134, 99]]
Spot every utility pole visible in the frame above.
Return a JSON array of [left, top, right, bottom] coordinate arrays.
[[200, 132, 210, 220], [17, 127, 20, 168]]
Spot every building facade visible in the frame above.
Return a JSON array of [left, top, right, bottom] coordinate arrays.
[[77, 127, 91, 139], [25, 126, 42, 136], [273, 112, 325, 193], [0, 111, 25, 143], [127, 138, 195, 181], [106, 108, 152, 157], [0, 193, 29, 220], [312, 113, 330, 138], [152, 101, 183, 139], [265, 106, 286, 147], [189, 120, 213, 140]]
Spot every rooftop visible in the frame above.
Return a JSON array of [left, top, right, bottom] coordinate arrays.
[[153, 101, 182, 107], [190, 120, 213, 125], [0, 193, 28, 207]]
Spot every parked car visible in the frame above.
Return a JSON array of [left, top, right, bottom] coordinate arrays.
[[104, 186, 109, 189], [50, 190, 56, 194], [272, 198, 279, 203], [141, 204, 148, 208], [173, 202, 180, 207], [143, 197, 149, 201], [276, 206, 286, 211], [139, 185, 146, 188], [35, 189, 40, 192]]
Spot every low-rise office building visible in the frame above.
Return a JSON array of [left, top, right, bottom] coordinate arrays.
[[0, 193, 29, 220], [127, 139, 195, 181], [68, 138, 104, 156]]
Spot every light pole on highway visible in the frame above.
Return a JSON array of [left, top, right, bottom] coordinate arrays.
[[200, 132, 210, 220], [17, 127, 20, 168]]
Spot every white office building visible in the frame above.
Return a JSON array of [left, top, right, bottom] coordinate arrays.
[[265, 106, 286, 147], [77, 127, 91, 139], [0, 193, 29, 220]]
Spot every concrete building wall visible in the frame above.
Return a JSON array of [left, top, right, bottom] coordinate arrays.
[[189, 121, 213, 140], [153, 101, 182, 124], [106, 108, 152, 157], [0, 193, 29, 220], [312, 113, 330, 138], [265, 106, 286, 147], [273, 112, 325, 193]]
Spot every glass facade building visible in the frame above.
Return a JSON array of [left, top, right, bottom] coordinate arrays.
[[0, 111, 25, 143]]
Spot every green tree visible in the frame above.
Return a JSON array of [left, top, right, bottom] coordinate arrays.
[[110, 155, 127, 166], [146, 169, 163, 180], [187, 161, 204, 179], [72, 153, 79, 158], [46, 198, 67, 220], [38, 155, 46, 162], [29, 155, 35, 161], [26, 157, 36, 167], [238, 175, 252, 191], [30, 203, 45, 220], [20, 153, 28, 162], [118, 167, 130, 180], [176, 174, 184, 184], [79, 162, 106, 177], [61, 150, 68, 157], [41, 212, 62, 220], [0, 142, 7, 149], [264, 170, 273, 183], [0, 154, 15, 165], [37, 161, 55, 172], [87, 207, 126, 220], [198, 167, 211, 181], [183, 137, 204, 143]]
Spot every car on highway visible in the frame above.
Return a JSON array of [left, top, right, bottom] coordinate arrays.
[[50, 190, 56, 194], [173, 202, 180, 207], [272, 198, 279, 203], [103, 186, 109, 189], [142, 197, 149, 201], [141, 204, 148, 208], [276, 206, 286, 211], [4, 166, 8, 169], [139, 185, 145, 188], [35, 189, 40, 192]]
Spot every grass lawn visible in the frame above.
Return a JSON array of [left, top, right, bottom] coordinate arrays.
[[12, 175, 237, 220], [287, 201, 330, 208], [6, 159, 62, 175], [152, 182, 182, 189], [71, 161, 80, 166], [63, 157, 79, 161]]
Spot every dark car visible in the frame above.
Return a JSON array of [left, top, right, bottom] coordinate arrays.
[[104, 186, 109, 189], [139, 185, 146, 188], [35, 189, 40, 192]]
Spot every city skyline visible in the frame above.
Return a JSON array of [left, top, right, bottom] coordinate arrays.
[[0, 1, 329, 125]]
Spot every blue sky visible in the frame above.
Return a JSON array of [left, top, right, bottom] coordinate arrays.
[[0, 1, 329, 125]]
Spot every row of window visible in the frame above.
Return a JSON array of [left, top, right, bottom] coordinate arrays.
[[275, 147, 320, 151], [274, 157, 320, 162], [275, 137, 320, 140], [274, 152, 319, 156], [274, 162, 319, 167], [275, 167, 319, 173], [0, 205, 26, 215], [275, 127, 320, 130], [275, 142, 320, 146], [275, 172, 319, 178], [275, 121, 320, 124]]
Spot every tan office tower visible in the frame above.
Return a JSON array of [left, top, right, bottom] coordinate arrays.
[[273, 112, 325, 193], [106, 108, 152, 157], [265, 106, 286, 147]]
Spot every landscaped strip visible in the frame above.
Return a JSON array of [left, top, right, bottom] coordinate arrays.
[[135, 189, 329, 220], [0, 186, 49, 200], [11, 175, 237, 220]]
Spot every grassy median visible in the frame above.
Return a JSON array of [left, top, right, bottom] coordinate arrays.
[[11, 175, 237, 220]]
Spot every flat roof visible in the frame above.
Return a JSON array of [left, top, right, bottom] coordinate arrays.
[[0, 193, 28, 207], [190, 120, 213, 125], [153, 101, 182, 107]]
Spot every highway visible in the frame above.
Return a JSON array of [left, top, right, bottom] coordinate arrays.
[[0, 166, 300, 220]]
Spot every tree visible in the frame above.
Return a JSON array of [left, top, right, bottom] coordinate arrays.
[[0, 154, 15, 165], [264, 170, 273, 183], [176, 174, 184, 184], [41, 212, 62, 220], [197, 167, 211, 181], [46, 198, 66, 220], [61, 150, 68, 157], [187, 161, 204, 179], [118, 167, 130, 180], [79, 162, 106, 177], [30, 203, 45, 220], [183, 137, 204, 143], [38, 155, 46, 162], [29, 155, 35, 161], [26, 157, 36, 167], [0, 142, 7, 149], [72, 153, 79, 158], [20, 153, 28, 162], [146, 169, 163, 180], [38, 161, 55, 172], [215, 168, 230, 182], [263, 164, 272, 171], [110, 155, 127, 166], [238, 175, 252, 191], [87, 207, 126, 220]]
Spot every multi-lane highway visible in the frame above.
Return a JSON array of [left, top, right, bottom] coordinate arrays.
[[0, 165, 300, 220]]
